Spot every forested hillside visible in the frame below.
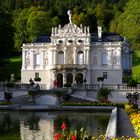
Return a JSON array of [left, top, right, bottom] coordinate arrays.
[[0, 0, 140, 58]]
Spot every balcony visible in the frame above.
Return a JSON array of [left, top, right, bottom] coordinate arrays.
[[52, 64, 87, 70]]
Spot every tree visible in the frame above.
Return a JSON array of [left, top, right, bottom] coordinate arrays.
[[14, 7, 52, 52], [27, 9, 52, 41], [117, 0, 140, 48], [0, 7, 14, 65], [95, 3, 105, 27]]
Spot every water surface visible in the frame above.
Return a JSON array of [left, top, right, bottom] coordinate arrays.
[[0, 111, 110, 140]]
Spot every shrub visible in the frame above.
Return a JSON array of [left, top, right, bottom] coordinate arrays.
[[64, 83, 72, 88], [62, 102, 124, 108], [97, 87, 111, 102], [127, 78, 138, 87], [28, 90, 36, 97], [34, 77, 41, 82], [55, 90, 63, 98], [97, 77, 104, 82], [5, 82, 14, 88], [14, 73, 21, 81]]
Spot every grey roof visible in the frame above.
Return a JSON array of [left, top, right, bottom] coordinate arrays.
[[91, 33, 124, 42], [32, 33, 124, 43], [32, 36, 51, 43]]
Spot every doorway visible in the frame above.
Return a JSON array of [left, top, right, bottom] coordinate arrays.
[[57, 73, 63, 87]]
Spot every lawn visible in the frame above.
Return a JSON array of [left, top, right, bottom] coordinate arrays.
[[0, 56, 21, 81], [132, 49, 140, 80]]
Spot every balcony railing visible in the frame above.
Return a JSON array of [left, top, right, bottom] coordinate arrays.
[[52, 64, 87, 70]]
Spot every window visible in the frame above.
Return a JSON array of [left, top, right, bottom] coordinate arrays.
[[103, 72, 107, 79], [78, 40, 83, 43], [35, 73, 39, 78], [102, 53, 108, 65], [77, 51, 84, 64], [59, 40, 63, 44], [68, 40, 73, 43], [57, 51, 64, 64], [35, 54, 40, 65]]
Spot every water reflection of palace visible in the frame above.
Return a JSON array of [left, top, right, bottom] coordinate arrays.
[[20, 119, 54, 140], [19, 112, 110, 140]]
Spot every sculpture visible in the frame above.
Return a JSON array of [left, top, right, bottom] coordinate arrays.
[[67, 10, 72, 24]]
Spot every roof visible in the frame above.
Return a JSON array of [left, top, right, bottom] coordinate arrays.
[[91, 33, 124, 42], [32, 32, 124, 43], [32, 35, 51, 43]]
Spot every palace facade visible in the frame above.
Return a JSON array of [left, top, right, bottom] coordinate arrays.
[[21, 11, 132, 89]]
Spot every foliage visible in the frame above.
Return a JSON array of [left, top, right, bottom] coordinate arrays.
[[132, 50, 140, 81], [97, 77, 104, 82], [34, 77, 41, 82], [63, 83, 72, 88], [0, 56, 21, 81], [127, 78, 138, 87], [62, 102, 125, 108], [54, 122, 105, 140], [124, 103, 137, 115], [0, 0, 140, 52], [130, 113, 140, 137], [28, 90, 36, 97], [124, 103, 140, 137], [5, 82, 14, 88], [116, 0, 140, 48], [55, 90, 64, 97], [0, 101, 13, 105], [97, 87, 112, 102], [0, 6, 14, 64], [4, 92, 13, 102]]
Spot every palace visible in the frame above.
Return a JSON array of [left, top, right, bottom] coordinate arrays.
[[21, 10, 132, 89]]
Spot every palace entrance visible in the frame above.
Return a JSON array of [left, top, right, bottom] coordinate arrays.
[[67, 73, 73, 86], [76, 73, 83, 84], [57, 73, 63, 87]]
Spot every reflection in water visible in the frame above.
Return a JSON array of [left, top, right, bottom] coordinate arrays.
[[0, 111, 110, 140]]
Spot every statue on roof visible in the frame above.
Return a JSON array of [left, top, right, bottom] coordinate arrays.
[[67, 10, 72, 24]]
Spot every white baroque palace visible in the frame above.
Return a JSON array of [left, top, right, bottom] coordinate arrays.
[[21, 11, 132, 89]]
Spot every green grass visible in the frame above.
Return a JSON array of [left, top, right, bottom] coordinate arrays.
[[0, 56, 21, 81], [132, 49, 140, 81], [0, 133, 21, 140]]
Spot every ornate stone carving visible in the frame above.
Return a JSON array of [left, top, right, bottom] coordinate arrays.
[[67, 47, 73, 64]]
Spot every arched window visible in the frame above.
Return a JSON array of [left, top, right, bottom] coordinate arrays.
[[57, 51, 64, 64], [77, 51, 84, 64], [35, 54, 40, 65]]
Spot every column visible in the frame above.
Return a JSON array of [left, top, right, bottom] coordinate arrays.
[[30, 50, 35, 70], [64, 47, 66, 64], [73, 70, 76, 84], [22, 50, 26, 70], [63, 70, 66, 85], [53, 48, 57, 65], [84, 48, 86, 64], [117, 49, 121, 68], [86, 48, 90, 65], [52, 70, 56, 81], [108, 50, 112, 66], [73, 47, 77, 64], [83, 70, 86, 81], [41, 50, 45, 69]]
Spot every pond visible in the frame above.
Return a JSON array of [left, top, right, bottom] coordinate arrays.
[[0, 111, 110, 140]]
